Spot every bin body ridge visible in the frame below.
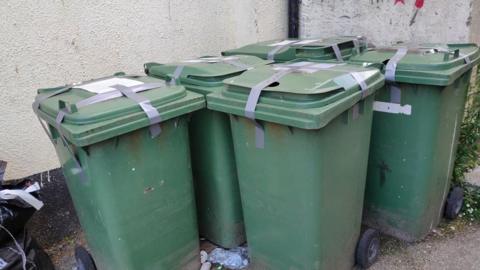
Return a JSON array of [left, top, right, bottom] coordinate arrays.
[[188, 108, 245, 247]]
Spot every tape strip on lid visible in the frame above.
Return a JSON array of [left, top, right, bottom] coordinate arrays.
[[244, 62, 357, 148], [385, 47, 408, 82], [34, 78, 167, 183]]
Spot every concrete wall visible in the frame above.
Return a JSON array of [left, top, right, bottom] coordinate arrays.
[[0, 0, 287, 179], [301, 0, 478, 46]]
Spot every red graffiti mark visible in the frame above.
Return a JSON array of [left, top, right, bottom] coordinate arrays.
[[394, 0, 405, 5], [415, 0, 424, 9]]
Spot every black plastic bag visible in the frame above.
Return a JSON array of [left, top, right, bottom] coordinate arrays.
[[0, 177, 53, 270], [0, 229, 54, 270], [0, 180, 38, 245]]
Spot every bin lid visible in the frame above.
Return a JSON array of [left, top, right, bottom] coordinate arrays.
[[145, 55, 272, 89], [33, 75, 205, 146], [349, 43, 480, 86], [207, 61, 384, 129], [222, 36, 367, 62]]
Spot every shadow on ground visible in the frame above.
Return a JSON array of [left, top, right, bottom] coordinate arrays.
[[21, 169, 480, 270]]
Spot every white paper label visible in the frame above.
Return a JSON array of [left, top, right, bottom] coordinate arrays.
[[373, 101, 412, 115], [78, 78, 143, 94], [268, 40, 298, 47]]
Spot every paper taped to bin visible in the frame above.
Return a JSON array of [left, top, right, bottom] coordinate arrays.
[[78, 78, 144, 94], [373, 101, 412, 115]]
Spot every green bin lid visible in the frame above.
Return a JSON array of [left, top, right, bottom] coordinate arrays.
[[34, 75, 205, 146], [349, 43, 480, 86], [207, 61, 384, 129], [222, 36, 367, 62], [145, 55, 272, 91]]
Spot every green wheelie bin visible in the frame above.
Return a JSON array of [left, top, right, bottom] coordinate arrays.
[[349, 44, 480, 242], [222, 36, 367, 63], [33, 75, 204, 270], [144, 55, 272, 248], [207, 61, 385, 269]]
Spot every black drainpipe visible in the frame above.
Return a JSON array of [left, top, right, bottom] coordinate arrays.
[[288, 0, 300, 38]]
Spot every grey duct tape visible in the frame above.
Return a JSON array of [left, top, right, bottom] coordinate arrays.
[[55, 109, 88, 183], [331, 44, 344, 62], [267, 43, 295, 61], [353, 39, 360, 54], [51, 82, 164, 183], [169, 65, 185, 85], [244, 62, 345, 148], [253, 121, 265, 149], [333, 72, 368, 98], [244, 69, 292, 149], [32, 86, 73, 112], [350, 72, 368, 98], [389, 84, 402, 104], [245, 69, 292, 120], [33, 83, 91, 182], [32, 74, 131, 111], [194, 56, 252, 70], [352, 103, 360, 120], [33, 86, 74, 140], [55, 83, 164, 137], [111, 84, 162, 138], [460, 53, 472, 64], [75, 82, 165, 108], [385, 47, 408, 82], [223, 59, 252, 70]]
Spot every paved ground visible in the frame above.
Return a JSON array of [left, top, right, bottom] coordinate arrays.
[[44, 230, 86, 270], [371, 220, 480, 270], [29, 169, 480, 269], [44, 219, 480, 270]]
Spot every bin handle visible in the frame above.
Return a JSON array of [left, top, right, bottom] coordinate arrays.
[[377, 47, 470, 63], [167, 56, 253, 84]]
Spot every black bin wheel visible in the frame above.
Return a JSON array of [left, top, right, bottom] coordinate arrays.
[[444, 186, 464, 220], [75, 246, 97, 270], [356, 228, 380, 269]]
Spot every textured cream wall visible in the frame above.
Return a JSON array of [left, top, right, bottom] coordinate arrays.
[[471, 0, 480, 45], [0, 0, 287, 180], [301, 0, 477, 46]]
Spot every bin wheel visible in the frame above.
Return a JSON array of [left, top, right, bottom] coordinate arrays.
[[444, 186, 464, 220], [75, 246, 97, 270], [356, 228, 380, 269]]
